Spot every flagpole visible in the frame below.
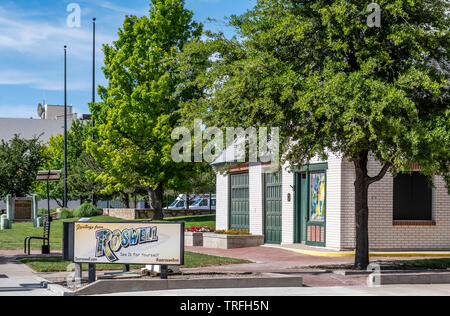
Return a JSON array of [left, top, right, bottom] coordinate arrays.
[[64, 45, 68, 208]]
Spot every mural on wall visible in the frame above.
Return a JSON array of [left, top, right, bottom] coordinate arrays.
[[310, 173, 326, 222]]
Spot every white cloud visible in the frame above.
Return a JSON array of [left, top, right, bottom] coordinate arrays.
[[0, 7, 115, 61], [0, 104, 39, 118], [95, 1, 148, 15], [0, 70, 91, 91]]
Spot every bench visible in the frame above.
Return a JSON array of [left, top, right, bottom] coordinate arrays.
[[24, 215, 51, 255]]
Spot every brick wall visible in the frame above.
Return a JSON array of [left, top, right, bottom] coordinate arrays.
[[323, 154, 342, 250], [341, 157, 450, 250]]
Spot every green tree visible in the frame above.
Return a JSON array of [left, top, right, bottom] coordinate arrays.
[[86, 0, 202, 219], [177, 0, 449, 269], [0, 135, 46, 199], [37, 120, 105, 206]]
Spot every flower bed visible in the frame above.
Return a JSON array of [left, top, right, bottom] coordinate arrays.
[[185, 226, 215, 233], [184, 227, 215, 247], [214, 229, 251, 235]]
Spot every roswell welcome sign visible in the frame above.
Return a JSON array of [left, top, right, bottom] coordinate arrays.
[[63, 222, 184, 265]]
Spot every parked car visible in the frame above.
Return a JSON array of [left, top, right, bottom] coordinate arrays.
[[168, 194, 216, 211]]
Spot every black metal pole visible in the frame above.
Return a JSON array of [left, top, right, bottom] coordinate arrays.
[[47, 176, 50, 217], [88, 263, 96, 283], [64, 46, 68, 208], [160, 265, 168, 279], [91, 17, 97, 206]]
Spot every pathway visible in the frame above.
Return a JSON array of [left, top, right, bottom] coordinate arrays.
[[0, 254, 55, 296]]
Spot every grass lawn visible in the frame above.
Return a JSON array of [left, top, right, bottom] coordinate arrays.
[[18, 252, 250, 272], [0, 215, 215, 251]]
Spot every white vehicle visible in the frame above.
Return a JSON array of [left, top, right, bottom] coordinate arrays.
[[190, 194, 216, 210], [168, 194, 216, 211]]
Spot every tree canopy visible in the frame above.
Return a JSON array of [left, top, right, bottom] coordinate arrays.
[[0, 135, 46, 199], [177, 0, 449, 268], [86, 0, 203, 219], [36, 120, 105, 206]]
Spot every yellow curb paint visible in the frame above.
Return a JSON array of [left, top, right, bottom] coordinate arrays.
[[264, 245, 450, 258]]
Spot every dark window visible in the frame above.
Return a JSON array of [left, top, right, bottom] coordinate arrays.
[[393, 173, 432, 221]]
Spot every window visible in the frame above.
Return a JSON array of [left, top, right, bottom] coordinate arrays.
[[200, 199, 208, 207], [393, 172, 432, 221], [176, 201, 185, 208], [211, 199, 216, 207]]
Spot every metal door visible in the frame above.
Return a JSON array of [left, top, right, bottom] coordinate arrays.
[[264, 172, 282, 244], [230, 173, 249, 231]]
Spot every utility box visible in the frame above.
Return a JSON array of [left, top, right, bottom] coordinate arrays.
[[1, 214, 9, 230]]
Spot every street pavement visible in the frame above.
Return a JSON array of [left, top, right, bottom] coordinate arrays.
[[101, 284, 450, 296], [1, 245, 450, 296]]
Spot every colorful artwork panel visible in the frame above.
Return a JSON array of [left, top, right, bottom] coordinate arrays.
[[310, 173, 326, 222]]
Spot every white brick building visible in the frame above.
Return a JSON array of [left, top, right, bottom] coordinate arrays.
[[213, 154, 450, 251]]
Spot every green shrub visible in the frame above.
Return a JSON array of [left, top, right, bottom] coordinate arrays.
[[214, 229, 251, 236], [39, 208, 59, 215], [74, 203, 102, 218], [38, 208, 48, 215], [58, 209, 74, 219]]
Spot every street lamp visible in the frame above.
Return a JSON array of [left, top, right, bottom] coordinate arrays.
[[91, 17, 97, 206]]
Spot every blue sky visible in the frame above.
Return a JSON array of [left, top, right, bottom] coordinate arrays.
[[0, 0, 254, 118]]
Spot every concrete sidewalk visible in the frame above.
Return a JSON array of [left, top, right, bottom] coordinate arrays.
[[0, 255, 55, 296], [4, 245, 450, 292]]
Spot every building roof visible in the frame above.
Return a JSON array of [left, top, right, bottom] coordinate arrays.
[[0, 117, 75, 143]]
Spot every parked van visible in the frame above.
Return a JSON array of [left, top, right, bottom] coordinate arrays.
[[168, 194, 216, 211]]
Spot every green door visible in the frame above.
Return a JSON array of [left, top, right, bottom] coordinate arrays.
[[264, 172, 282, 244], [295, 164, 328, 247], [230, 173, 249, 231]]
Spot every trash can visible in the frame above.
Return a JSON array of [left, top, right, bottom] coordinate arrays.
[[1, 214, 9, 230]]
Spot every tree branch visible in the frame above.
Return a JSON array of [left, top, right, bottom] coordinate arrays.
[[368, 163, 391, 185]]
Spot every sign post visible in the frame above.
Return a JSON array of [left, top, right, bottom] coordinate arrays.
[[63, 221, 184, 283], [35, 170, 61, 254]]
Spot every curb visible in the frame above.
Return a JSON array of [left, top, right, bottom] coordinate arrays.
[[33, 276, 75, 296], [72, 274, 303, 296], [368, 272, 450, 286], [47, 283, 75, 296], [264, 245, 450, 258], [334, 269, 450, 276]]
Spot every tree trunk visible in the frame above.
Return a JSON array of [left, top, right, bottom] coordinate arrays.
[[148, 189, 156, 210], [209, 192, 212, 212], [186, 193, 190, 211], [353, 152, 391, 270], [120, 191, 130, 209], [354, 152, 370, 270], [91, 193, 98, 207], [150, 185, 164, 220], [55, 199, 63, 208]]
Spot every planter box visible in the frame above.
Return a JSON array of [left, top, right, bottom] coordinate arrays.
[[184, 232, 204, 247], [203, 233, 264, 249]]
